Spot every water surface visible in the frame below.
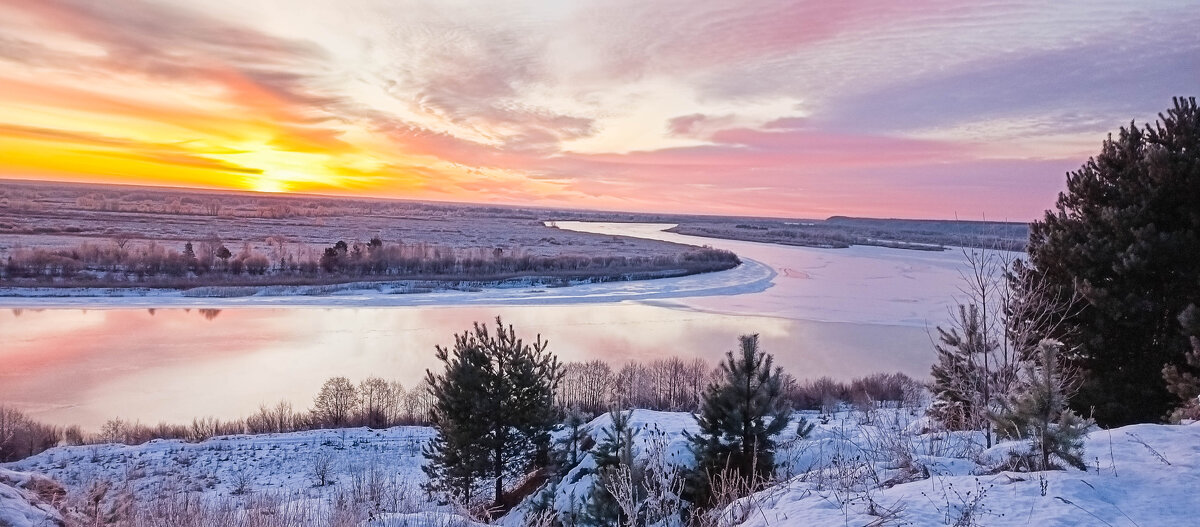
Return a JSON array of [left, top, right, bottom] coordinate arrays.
[[0, 223, 995, 429], [0, 305, 932, 429]]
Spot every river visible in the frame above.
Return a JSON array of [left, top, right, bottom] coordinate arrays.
[[0, 222, 990, 429]]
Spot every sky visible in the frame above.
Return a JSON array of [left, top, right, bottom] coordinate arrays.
[[0, 0, 1196, 220]]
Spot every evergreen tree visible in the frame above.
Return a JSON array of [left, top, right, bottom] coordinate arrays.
[[182, 242, 197, 271], [1018, 97, 1200, 426], [1163, 305, 1200, 422], [928, 304, 994, 432], [556, 410, 592, 475], [989, 340, 1092, 471], [422, 317, 561, 508], [686, 334, 789, 507], [585, 410, 639, 526]]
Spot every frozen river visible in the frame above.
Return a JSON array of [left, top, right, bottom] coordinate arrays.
[[0, 222, 994, 429]]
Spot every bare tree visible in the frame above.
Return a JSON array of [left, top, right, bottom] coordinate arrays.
[[357, 377, 396, 428], [936, 235, 1083, 447], [313, 377, 357, 428], [0, 406, 23, 460], [403, 379, 435, 424], [559, 360, 613, 413], [112, 234, 131, 254]]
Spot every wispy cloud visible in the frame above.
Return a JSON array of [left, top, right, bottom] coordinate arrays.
[[0, 0, 1194, 218]]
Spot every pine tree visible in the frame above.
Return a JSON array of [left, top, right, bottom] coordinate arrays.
[[556, 410, 592, 475], [928, 304, 994, 432], [1163, 305, 1200, 422], [422, 317, 561, 508], [686, 334, 789, 507], [989, 340, 1092, 471], [1018, 97, 1200, 426], [585, 410, 639, 526]]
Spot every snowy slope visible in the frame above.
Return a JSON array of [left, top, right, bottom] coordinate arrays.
[[0, 468, 65, 527], [724, 418, 1200, 527], [5, 411, 1200, 526], [5, 427, 435, 510], [514, 407, 1200, 527]]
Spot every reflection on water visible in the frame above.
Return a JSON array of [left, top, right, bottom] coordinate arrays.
[[0, 305, 932, 430]]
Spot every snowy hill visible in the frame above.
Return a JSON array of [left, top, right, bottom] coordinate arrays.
[[729, 421, 1200, 526], [4, 409, 1200, 526]]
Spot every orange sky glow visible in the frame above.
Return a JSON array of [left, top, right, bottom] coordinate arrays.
[[1, 0, 1196, 219]]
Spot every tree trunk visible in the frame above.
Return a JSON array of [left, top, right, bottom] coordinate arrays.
[[494, 444, 504, 507]]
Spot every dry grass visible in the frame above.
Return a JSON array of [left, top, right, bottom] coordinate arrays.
[[60, 468, 445, 527]]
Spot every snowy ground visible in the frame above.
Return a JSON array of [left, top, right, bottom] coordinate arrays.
[[0, 468, 65, 527], [734, 419, 1200, 527], [5, 427, 434, 505], [5, 408, 1198, 526]]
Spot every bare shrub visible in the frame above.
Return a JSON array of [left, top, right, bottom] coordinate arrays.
[[311, 451, 336, 487], [0, 406, 61, 462], [782, 374, 919, 412]]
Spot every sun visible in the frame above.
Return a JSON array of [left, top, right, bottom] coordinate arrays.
[[250, 177, 289, 193]]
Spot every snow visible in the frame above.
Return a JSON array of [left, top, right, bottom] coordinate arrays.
[[727, 416, 1200, 527], [510, 406, 1200, 527], [0, 468, 64, 527], [5, 408, 1200, 526], [4, 427, 436, 518], [526, 410, 702, 525], [363, 512, 489, 526]]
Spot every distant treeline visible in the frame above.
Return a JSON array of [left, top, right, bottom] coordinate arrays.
[[0, 236, 739, 287], [669, 216, 1028, 252], [0, 356, 918, 461], [1, 184, 542, 221]]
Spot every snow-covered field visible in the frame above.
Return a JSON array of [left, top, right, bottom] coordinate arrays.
[[5, 407, 1198, 526]]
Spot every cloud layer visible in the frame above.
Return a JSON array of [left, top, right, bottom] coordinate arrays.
[[1, 0, 1196, 219]]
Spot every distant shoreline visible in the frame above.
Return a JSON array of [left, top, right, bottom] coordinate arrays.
[[665, 224, 949, 251], [0, 256, 778, 308], [0, 265, 733, 299]]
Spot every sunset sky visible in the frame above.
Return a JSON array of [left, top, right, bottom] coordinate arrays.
[[1, 0, 1196, 219]]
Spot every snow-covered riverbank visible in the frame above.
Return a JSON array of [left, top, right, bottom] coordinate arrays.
[[0, 258, 774, 309]]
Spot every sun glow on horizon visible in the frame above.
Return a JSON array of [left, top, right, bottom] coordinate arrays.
[[249, 176, 289, 193]]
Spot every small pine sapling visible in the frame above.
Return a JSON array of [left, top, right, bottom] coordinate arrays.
[[795, 416, 816, 439], [685, 334, 790, 508], [989, 339, 1092, 471], [585, 410, 640, 526]]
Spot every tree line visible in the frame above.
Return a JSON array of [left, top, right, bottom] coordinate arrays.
[[0, 356, 911, 463], [1, 235, 738, 286]]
